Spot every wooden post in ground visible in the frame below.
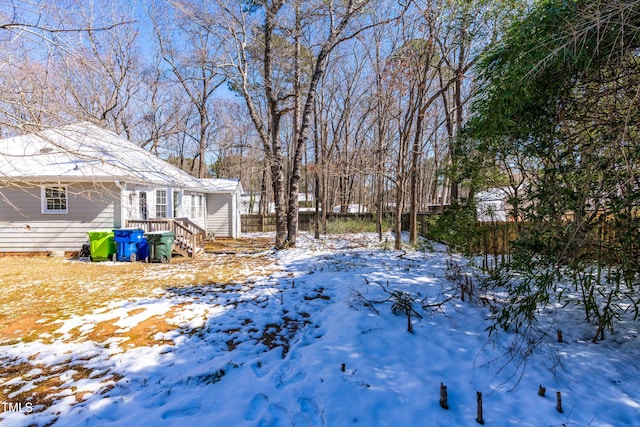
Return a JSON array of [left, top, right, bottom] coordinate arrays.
[[476, 391, 484, 424], [538, 385, 546, 397], [556, 391, 563, 413], [439, 382, 449, 409], [557, 329, 563, 343]]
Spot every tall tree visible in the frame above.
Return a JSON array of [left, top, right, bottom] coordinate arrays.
[[150, 0, 226, 178], [0, 0, 140, 135], [217, 0, 396, 248], [285, 0, 384, 246], [434, 0, 525, 205]]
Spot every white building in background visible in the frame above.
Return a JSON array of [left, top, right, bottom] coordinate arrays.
[[332, 204, 369, 214], [475, 187, 510, 222], [241, 192, 314, 214]]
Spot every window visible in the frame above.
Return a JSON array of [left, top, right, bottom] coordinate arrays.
[[190, 194, 197, 219], [199, 195, 204, 219], [156, 190, 167, 218], [42, 186, 68, 214]]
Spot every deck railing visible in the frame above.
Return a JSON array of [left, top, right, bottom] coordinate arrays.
[[125, 218, 206, 258]]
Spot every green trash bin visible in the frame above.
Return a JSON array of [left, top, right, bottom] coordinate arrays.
[[86, 229, 116, 262], [146, 231, 175, 263]]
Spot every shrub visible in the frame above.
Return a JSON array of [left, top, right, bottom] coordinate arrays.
[[325, 216, 390, 234]]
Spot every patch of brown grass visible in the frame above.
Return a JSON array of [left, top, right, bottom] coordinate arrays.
[[0, 237, 278, 421], [0, 359, 122, 415], [205, 237, 273, 254], [63, 304, 200, 349], [123, 306, 185, 348], [83, 320, 119, 344], [0, 238, 277, 344]]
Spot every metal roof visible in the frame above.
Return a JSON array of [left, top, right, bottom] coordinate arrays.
[[0, 122, 238, 193]]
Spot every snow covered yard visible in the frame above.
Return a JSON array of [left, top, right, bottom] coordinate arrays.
[[1, 232, 639, 426]]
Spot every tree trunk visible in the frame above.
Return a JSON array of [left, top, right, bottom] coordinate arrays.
[[287, 2, 302, 245], [313, 99, 321, 239], [286, 2, 367, 246], [265, 3, 287, 248]]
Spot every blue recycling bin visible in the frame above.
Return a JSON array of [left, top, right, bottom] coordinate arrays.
[[113, 229, 147, 262]]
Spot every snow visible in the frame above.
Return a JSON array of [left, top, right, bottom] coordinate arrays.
[[1, 232, 639, 426]]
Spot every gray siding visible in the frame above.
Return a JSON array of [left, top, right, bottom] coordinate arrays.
[[0, 182, 119, 253], [206, 194, 231, 237]]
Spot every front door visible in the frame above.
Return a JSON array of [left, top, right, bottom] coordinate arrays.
[[139, 192, 148, 219]]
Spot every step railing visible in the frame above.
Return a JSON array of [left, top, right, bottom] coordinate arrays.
[[125, 218, 206, 258]]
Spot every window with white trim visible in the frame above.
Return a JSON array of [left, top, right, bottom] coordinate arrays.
[[156, 190, 167, 218], [42, 186, 68, 214], [190, 194, 197, 219]]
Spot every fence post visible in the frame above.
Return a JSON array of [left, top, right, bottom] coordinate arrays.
[[439, 382, 449, 409], [476, 391, 484, 424], [556, 391, 563, 413]]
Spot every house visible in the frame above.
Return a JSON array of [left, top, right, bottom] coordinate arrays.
[[475, 187, 510, 222], [0, 122, 243, 256], [241, 192, 314, 214], [332, 204, 369, 214]]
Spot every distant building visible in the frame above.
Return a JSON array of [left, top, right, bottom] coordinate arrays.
[[332, 204, 369, 214], [241, 192, 314, 214], [475, 188, 509, 222]]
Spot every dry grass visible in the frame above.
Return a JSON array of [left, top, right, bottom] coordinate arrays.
[[0, 237, 275, 345], [205, 236, 273, 254], [0, 358, 123, 415], [0, 237, 276, 419]]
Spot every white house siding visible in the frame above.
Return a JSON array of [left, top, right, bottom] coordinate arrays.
[[206, 193, 231, 237], [0, 182, 119, 253]]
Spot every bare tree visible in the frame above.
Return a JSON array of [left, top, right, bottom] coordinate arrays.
[[137, 55, 192, 155], [149, 0, 227, 178], [435, 0, 525, 204], [213, 0, 288, 247], [0, 1, 139, 136], [216, 0, 403, 248]]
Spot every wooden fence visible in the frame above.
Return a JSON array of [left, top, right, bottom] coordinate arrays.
[[242, 212, 384, 233], [242, 208, 447, 234], [242, 211, 638, 274], [242, 212, 520, 270]]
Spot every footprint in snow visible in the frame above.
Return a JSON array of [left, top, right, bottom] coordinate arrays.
[[276, 369, 306, 389], [296, 397, 324, 426], [252, 360, 269, 378], [161, 405, 200, 420], [276, 354, 306, 389], [245, 393, 269, 421], [258, 403, 289, 427]]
